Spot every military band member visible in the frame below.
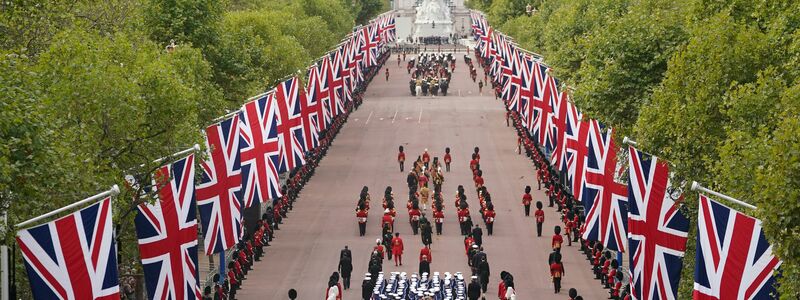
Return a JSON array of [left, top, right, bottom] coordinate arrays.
[[522, 186, 532, 216], [373, 239, 385, 259], [433, 203, 444, 235], [420, 215, 433, 246], [458, 202, 470, 235], [535, 201, 545, 237], [484, 203, 496, 236], [419, 184, 431, 210], [398, 146, 406, 172], [473, 147, 481, 163], [356, 203, 368, 236], [469, 153, 479, 172], [444, 147, 452, 172], [382, 208, 394, 232], [409, 202, 421, 235]]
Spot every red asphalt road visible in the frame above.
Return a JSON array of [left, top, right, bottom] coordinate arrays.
[[236, 50, 609, 300]]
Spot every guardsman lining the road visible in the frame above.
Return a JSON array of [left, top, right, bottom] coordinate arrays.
[[422, 149, 431, 168], [409, 202, 421, 235], [550, 256, 564, 294], [552, 226, 563, 253]]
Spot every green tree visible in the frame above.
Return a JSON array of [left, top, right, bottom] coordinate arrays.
[[143, 0, 225, 46]]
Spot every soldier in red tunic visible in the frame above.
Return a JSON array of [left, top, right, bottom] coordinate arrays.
[[422, 148, 431, 169], [381, 208, 394, 232], [484, 203, 496, 236], [458, 203, 471, 236], [552, 226, 563, 253], [398, 145, 406, 172], [550, 256, 564, 294], [391, 233, 404, 266], [444, 147, 452, 172], [474, 147, 480, 162], [433, 203, 444, 235], [356, 203, 368, 236], [409, 202, 421, 235], [522, 186, 532, 216], [535, 201, 545, 237], [469, 154, 478, 172]]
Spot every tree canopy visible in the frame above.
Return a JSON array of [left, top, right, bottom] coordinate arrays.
[[0, 0, 385, 297], [475, 0, 800, 296]]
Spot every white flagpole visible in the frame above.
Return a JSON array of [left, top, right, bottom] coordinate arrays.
[[691, 182, 757, 210], [15, 185, 121, 228], [150, 144, 201, 166]]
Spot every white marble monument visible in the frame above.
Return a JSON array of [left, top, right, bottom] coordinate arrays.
[[412, 0, 454, 39]]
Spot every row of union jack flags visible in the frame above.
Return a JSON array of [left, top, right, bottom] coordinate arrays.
[[15, 13, 395, 300], [471, 10, 783, 300]]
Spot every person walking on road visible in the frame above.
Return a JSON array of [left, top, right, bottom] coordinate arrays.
[[419, 245, 432, 275], [385, 68, 390, 81], [550, 256, 565, 293], [535, 201, 545, 237], [338, 252, 353, 290], [484, 203, 496, 236], [433, 203, 444, 235], [477, 256, 491, 293], [467, 276, 482, 300], [356, 203, 368, 236], [398, 146, 406, 172], [391, 232, 404, 266], [522, 186, 532, 216], [444, 147, 452, 172], [478, 80, 484, 96], [471, 224, 483, 247]]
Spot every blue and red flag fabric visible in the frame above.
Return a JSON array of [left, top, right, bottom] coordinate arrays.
[[580, 122, 628, 252], [694, 194, 782, 300], [197, 115, 243, 255], [135, 154, 202, 300], [627, 146, 689, 300], [239, 92, 282, 206], [17, 197, 120, 300], [273, 76, 308, 172]]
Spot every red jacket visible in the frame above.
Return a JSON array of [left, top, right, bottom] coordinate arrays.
[[457, 209, 470, 223], [422, 152, 430, 163], [550, 262, 564, 278], [433, 210, 444, 223], [398, 152, 405, 162], [484, 209, 496, 224], [356, 209, 368, 223], [498, 281, 507, 299], [552, 234, 563, 249], [419, 247, 432, 263], [444, 153, 452, 164], [522, 193, 532, 205], [391, 237, 404, 255], [409, 209, 421, 222], [535, 209, 545, 223]]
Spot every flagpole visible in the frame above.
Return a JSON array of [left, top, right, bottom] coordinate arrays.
[[211, 110, 240, 123], [15, 185, 121, 228], [691, 182, 757, 210], [150, 144, 201, 166]]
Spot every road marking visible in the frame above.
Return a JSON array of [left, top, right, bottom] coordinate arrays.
[[418, 107, 423, 123], [365, 111, 373, 125], [391, 109, 398, 123]]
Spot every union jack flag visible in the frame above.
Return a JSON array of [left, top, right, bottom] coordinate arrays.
[[580, 122, 628, 252], [17, 197, 120, 300], [518, 53, 539, 129], [500, 41, 522, 111], [197, 115, 243, 255], [694, 194, 782, 300], [135, 154, 202, 300], [274, 76, 308, 172], [381, 15, 396, 42], [478, 27, 493, 59], [361, 24, 380, 68], [530, 63, 558, 150], [328, 48, 348, 117], [306, 58, 330, 132], [561, 107, 588, 199], [549, 91, 572, 168], [239, 92, 282, 206], [627, 146, 690, 300]]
